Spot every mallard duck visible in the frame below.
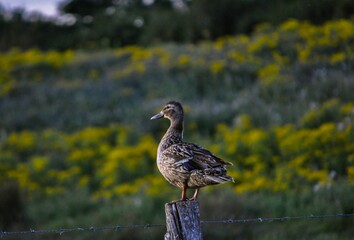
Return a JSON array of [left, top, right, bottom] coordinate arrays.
[[151, 101, 234, 202]]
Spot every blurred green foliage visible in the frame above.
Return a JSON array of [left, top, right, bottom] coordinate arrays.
[[0, 18, 353, 238], [1, 18, 353, 131], [1, 0, 354, 50]]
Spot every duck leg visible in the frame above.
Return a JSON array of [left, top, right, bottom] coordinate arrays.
[[180, 183, 188, 201], [189, 188, 199, 201], [171, 183, 188, 203]]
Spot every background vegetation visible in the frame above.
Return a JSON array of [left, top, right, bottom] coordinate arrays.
[[1, 0, 354, 50], [0, 1, 354, 239]]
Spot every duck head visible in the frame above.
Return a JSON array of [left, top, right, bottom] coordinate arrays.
[[150, 101, 184, 122]]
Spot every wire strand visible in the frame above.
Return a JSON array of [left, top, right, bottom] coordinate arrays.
[[0, 224, 165, 236], [201, 213, 354, 224], [1, 213, 353, 236]]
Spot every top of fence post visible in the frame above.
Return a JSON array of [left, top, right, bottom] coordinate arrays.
[[164, 201, 203, 240]]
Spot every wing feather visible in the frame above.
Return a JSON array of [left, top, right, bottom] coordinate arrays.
[[163, 142, 232, 171]]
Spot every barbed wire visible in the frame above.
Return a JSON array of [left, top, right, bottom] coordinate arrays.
[[201, 213, 354, 224], [1, 213, 353, 236], [0, 223, 165, 236]]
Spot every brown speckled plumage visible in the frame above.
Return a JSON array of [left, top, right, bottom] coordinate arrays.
[[150, 101, 234, 202]]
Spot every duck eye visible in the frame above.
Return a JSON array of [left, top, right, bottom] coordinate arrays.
[[164, 105, 172, 110]]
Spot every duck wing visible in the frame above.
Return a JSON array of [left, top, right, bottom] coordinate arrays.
[[164, 142, 232, 171]]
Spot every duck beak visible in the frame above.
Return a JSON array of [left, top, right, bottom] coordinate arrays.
[[150, 111, 164, 120]]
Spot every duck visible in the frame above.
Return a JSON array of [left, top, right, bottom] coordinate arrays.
[[150, 101, 234, 202]]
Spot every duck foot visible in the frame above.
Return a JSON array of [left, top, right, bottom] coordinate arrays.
[[169, 198, 198, 204], [170, 188, 199, 203], [188, 188, 199, 201], [170, 198, 188, 203], [187, 197, 197, 201]]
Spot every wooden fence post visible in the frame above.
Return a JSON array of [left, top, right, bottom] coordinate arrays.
[[164, 201, 203, 240]]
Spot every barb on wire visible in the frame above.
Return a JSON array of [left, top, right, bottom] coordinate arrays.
[[1, 213, 353, 236]]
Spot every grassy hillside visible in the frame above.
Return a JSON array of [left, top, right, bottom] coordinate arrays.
[[0, 18, 354, 239]]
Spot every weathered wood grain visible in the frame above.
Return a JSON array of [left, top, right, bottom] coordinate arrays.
[[164, 201, 203, 240]]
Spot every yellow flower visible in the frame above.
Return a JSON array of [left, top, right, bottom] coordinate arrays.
[[279, 19, 301, 32], [245, 129, 268, 146], [340, 103, 354, 115], [68, 149, 96, 162], [324, 19, 354, 43], [214, 38, 225, 51], [330, 52, 345, 64], [102, 176, 115, 188], [131, 49, 153, 62], [248, 33, 278, 53], [7, 131, 36, 152], [177, 54, 190, 66], [297, 45, 312, 62], [348, 166, 354, 182], [154, 48, 171, 66], [210, 60, 225, 74], [0, 72, 15, 96], [257, 64, 282, 86], [79, 175, 89, 187], [114, 182, 139, 195], [258, 64, 280, 79], [272, 51, 289, 65], [228, 51, 246, 63], [135, 62, 146, 73], [45, 187, 64, 196], [144, 175, 170, 196], [275, 124, 294, 140], [31, 156, 48, 172]]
